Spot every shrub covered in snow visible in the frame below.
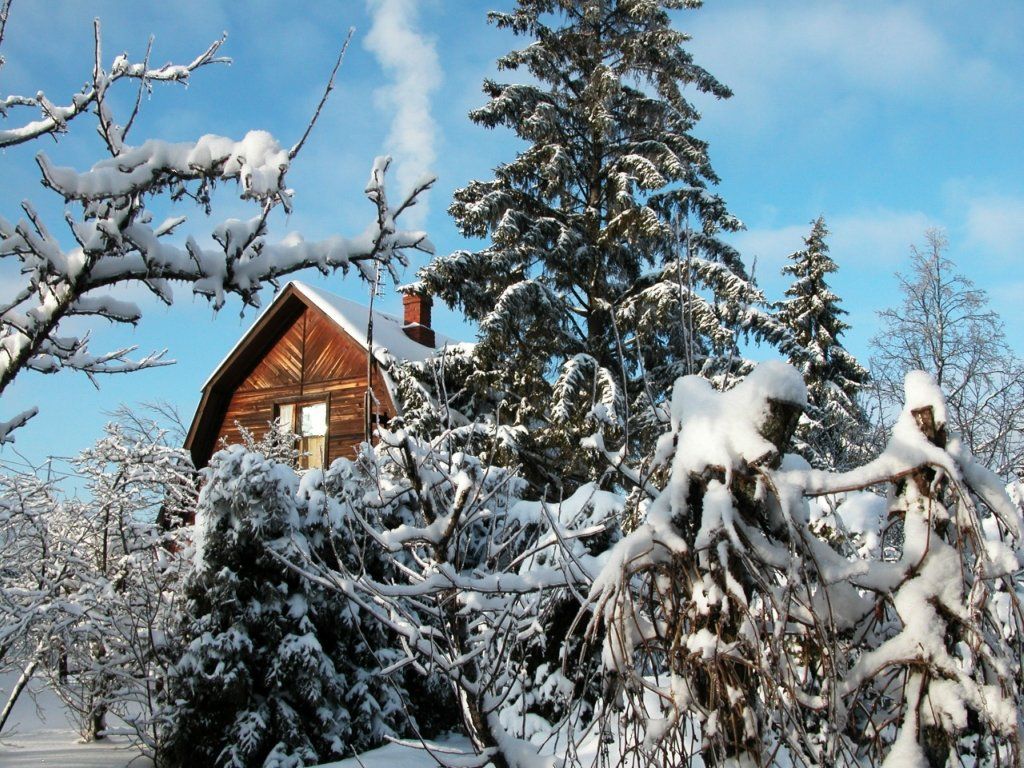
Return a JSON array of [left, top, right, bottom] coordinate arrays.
[[587, 364, 1024, 767], [159, 361, 1024, 768], [283, 430, 622, 768], [160, 447, 412, 767]]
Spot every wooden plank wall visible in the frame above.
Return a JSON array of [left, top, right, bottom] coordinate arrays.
[[214, 306, 395, 464]]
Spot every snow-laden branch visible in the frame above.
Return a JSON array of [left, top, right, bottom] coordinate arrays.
[[0, 146, 433, 407], [0, 21, 228, 148], [587, 364, 1024, 766], [37, 131, 291, 204], [0, 405, 36, 444]]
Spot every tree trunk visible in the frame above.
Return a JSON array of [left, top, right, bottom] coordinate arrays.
[[0, 653, 40, 736], [908, 407, 951, 766]]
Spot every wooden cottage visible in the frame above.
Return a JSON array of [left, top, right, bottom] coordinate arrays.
[[184, 281, 442, 470]]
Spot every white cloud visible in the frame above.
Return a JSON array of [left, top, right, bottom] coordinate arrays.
[[827, 210, 933, 268], [365, 0, 442, 227], [686, 1, 1008, 133], [731, 223, 808, 282], [963, 195, 1024, 262], [734, 209, 932, 282]]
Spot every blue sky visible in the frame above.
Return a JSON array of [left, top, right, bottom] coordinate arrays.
[[0, 0, 1022, 474]]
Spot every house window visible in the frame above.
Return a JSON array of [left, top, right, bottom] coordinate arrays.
[[276, 400, 328, 470], [277, 403, 295, 433], [298, 402, 328, 469]]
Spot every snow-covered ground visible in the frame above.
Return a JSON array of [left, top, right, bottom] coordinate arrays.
[[0, 672, 152, 767], [1, 669, 467, 768], [0, 731, 148, 768], [316, 736, 475, 768]]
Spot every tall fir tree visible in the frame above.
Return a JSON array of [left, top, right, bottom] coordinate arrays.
[[777, 216, 869, 469], [418, 0, 783, 491]]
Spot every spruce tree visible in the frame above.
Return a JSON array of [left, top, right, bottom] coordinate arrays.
[[418, 0, 783, 490], [777, 216, 868, 469], [161, 447, 407, 767]]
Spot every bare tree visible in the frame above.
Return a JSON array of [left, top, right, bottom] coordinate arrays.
[[46, 413, 195, 751], [0, 466, 83, 738], [870, 230, 1024, 479], [0, 407, 195, 753]]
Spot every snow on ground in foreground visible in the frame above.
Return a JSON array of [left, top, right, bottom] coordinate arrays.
[[0, 671, 152, 768], [315, 736, 475, 768], [2, 664, 459, 768], [0, 730, 149, 768]]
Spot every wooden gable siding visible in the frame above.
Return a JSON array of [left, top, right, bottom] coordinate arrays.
[[304, 309, 367, 383], [237, 318, 303, 390], [213, 304, 395, 465]]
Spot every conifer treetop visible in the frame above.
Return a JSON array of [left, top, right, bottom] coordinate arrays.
[[415, 2, 786, 488], [424, 0, 751, 362], [778, 216, 869, 470]]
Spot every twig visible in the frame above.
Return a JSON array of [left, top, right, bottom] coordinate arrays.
[[122, 36, 154, 140], [288, 27, 353, 161], [0, 29, 228, 148], [0, 0, 13, 70]]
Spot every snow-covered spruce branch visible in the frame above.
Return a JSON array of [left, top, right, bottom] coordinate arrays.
[[165, 442, 442, 765]]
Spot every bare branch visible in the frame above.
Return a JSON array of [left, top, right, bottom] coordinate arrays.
[[0, 30, 228, 148], [288, 26, 353, 162], [121, 35, 153, 141]]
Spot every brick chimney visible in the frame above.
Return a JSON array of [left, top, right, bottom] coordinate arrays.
[[402, 291, 434, 347]]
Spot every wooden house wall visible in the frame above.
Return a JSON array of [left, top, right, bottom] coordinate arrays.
[[213, 305, 395, 464]]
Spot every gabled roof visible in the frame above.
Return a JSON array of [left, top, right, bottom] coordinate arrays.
[[201, 281, 450, 390], [284, 281, 454, 362], [185, 281, 450, 467]]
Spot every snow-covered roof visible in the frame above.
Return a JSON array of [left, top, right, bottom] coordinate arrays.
[[201, 281, 454, 392], [295, 281, 454, 364]]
